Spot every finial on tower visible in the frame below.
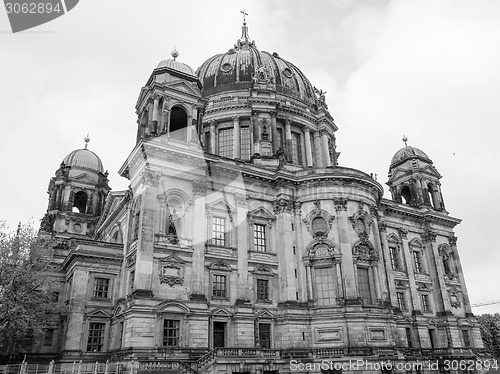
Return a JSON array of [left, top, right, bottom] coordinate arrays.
[[402, 135, 408, 147], [171, 48, 179, 61], [236, 9, 254, 49], [84, 134, 90, 149]]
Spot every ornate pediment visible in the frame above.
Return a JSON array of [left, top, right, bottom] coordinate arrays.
[[256, 309, 275, 319], [352, 240, 378, 265], [417, 283, 432, 292], [247, 206, 275, 221], [72, 173, 97, 184], [211, 306, 232, 317], [207, 259, 233, 271], [251, 265, 276, 276], [157, 300, 190, 314], [305, 239, 338, 262]]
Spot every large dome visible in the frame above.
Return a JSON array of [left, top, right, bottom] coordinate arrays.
[[62, 148, 104, 173], [196, 23, 318, 105]]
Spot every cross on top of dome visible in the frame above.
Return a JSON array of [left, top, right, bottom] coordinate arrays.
[[236, 9, 255, 49]]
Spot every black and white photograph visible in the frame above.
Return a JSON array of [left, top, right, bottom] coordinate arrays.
[[1, 0, 500, 372]]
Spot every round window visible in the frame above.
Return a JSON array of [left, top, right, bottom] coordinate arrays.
[[221, 63, 233, 73], [283, 68, 293, 78]]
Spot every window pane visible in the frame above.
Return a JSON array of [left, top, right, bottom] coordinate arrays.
[[213, 275, 227, 298], [291, 133, 302, 165], [240, 127, 251, 160], [413, 251, 422, 273], [87, 322, 105, 352], [218, 128, 234, 158], [397, 292, 406, 310], [390, 247, 400, 270], [163, 319, 180, 346], [254, 224, 266, 252], [212, 217, 226, 246], [315, 267, 336, 306], [357, 267, 371, 304], [258, 323, 271, 348], [256, 279, 269, 301], [93, 278, 110, 298]]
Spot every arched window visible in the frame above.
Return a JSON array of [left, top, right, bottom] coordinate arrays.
[[400, 186, 412, 205], [73, 191, 88, 213], [311, 217, 328, 236], [356, 218, 366, 233], [170, 106, 188, 141]]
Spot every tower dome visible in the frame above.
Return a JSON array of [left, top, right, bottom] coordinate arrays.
[[156, 49, 197, 78], [62, 148, 104, 174], [390, 145, 432, 167]]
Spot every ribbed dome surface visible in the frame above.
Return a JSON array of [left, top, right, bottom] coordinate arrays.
[[157, 59, 197, 78], [62, 149, 104, 173], [197, 47, 317, 104], [391, 146, 431, 166]]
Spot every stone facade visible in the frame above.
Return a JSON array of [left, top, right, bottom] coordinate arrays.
[[33, 21, 486, 374]]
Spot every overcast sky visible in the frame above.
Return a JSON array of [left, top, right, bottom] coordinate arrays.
[[1, 0, 499, 314]]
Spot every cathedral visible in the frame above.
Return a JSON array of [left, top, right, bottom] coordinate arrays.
[[35, 19, 484, 374]]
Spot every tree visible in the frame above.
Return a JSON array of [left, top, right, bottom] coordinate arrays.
[[0, 221, 60, 359], [477, 313, 500, 359]]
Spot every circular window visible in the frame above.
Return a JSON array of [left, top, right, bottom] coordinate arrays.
[[283, 68, 293, 78], [221, 63, 233, 73]]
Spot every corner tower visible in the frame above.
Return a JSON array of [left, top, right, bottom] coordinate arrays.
[[41, 137, 111, 237], [387, 136, 445, 210]]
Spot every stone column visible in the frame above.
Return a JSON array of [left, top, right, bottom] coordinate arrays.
[[273, 198, 296, 301], [321, 130, 331, 167], [313, 132, 323, 167], [252, 112, 260, 156], [378, 223, 398, 306], [448, 235, 472, 314], [415, 178, 424, 206], [235, 194, 249, 299], [233, 116, 241, 159], [160, 100, 168, 134], [147, 102, 153, 135], [334, 198, 357, 299], [210, 121, 216, 154], [164, 108, 171, 135], [424, 231, 452, 313], [271, 114, 279, 154], [435, 182, 446, 210], [303, 126, 313, 167], [152, 96, 159, 134], [399, 228, 421, 312], [335, 260, 344, 299], [285, 119, 292, 160], [187, 115, 193, 142], [191, 180, 208, 296]]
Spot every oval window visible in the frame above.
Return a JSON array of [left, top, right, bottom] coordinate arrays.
[[221, 63, 233, 73], [312, 217, 328, 236], [283, 68, 293, 78]]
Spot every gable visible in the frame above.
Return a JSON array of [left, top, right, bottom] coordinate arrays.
[[164, 80, 202, 97], [248, 206, 275, 220]]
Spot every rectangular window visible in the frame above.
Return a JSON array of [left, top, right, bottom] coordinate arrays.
[[315, 267, 336, 306], [163, 319, 180, 347], [213, 321, 226, 348], [421, 294, 431, 312], [397, 292, 406, 310], [93, 278, 110, 298], [44, 328, 54, 346], [212, 217, 226, 246], [276, 128, 284, 150], [256, 279, 269, 301], [413, 251, 423, 273], [389, 247, 400, 270], [218, 128, 234, 158], [462, 329, 471, 347], [357, 267, 372, 304], [86, 322, 105, 352], [205, 132, 211, 152], [253, 223, 266, 252], [291, 132, 302, 165], [240, 127, 251, 160], [405, 327, 413, 348], [429, 328, 436, 349], [213, 275, 227, 298], [258, 323, 271, 348]]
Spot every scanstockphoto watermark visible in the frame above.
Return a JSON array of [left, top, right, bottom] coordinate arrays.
[[291, 359, 440, 372], [3, 0, 79, 33]]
